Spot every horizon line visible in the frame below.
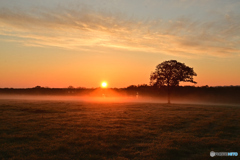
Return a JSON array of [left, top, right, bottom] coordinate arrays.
[[1, 85, 240, 89]]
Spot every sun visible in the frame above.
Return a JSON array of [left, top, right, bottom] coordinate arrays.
[[101, 82, 107, 88]]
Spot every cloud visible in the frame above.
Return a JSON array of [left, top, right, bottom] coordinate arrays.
[[0, 5, 239, 57]]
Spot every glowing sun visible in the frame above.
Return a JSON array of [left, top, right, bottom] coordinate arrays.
[[101, 82, 107, 88]]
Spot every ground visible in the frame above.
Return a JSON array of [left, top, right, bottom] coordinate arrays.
[[0, 99, 239, 160]]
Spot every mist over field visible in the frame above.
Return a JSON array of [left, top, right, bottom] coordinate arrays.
[[1, 85, 240, 105], [0, 86, 239, 159], [0, 95, 239, 107]]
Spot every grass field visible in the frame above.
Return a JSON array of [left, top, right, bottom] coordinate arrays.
[[0, 99, 239, 160]]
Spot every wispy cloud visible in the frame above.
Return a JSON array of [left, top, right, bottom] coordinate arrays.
[[0, 5, 239, 57]]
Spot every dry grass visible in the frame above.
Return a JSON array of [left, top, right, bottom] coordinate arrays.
[[0, 99, 239, 160]]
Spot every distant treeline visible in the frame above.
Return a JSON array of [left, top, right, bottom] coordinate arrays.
[[125, 85, 240, 104], [0, 85, 240, 104]]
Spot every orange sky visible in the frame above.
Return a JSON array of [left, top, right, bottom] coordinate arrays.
[[0, 0, 240, 88]]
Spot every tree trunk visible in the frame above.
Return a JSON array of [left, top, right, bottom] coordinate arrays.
[[167, 85, 171, 104]]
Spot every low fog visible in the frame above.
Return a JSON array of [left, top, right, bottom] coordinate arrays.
[[0, 88, 239, 106], [0, 94, 165, 104]]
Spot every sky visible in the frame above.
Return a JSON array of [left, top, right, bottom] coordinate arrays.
[[0, 0, 240, 88]]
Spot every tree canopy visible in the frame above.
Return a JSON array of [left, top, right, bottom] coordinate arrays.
[[150, 60, 197, 88]]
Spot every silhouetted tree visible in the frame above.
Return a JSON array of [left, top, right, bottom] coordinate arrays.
[[150, 60, 197, 103], [33, 86, 42, 89], [68, 86, 74, 89]]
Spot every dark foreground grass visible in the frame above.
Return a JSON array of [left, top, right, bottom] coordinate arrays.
[[0, 99, 239, 160]]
